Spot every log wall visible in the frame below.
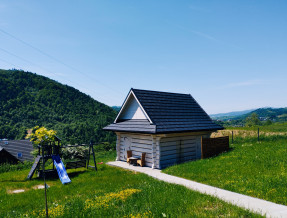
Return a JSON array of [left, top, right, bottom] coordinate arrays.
[[119, 133, 159, 168], [159, 134, 202, 169]]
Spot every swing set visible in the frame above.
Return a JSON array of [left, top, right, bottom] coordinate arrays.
[[27, 137, 97, 184]]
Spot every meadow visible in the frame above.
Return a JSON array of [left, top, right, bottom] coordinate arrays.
[[164, 123, 287, 206], [0, 152, 259, 217]]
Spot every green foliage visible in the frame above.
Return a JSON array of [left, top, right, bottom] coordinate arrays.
[[0, 69, 117, 144], [25, 126, 57, 147], [245, 112, 261, 127], [0, 161, 32, 173], [265, 119, 272, 125], [94, 142, 116, 152], [62, 146, 89, 161]]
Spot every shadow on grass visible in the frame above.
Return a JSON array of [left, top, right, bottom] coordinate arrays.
[[228, 147, 234, 152], [0, 179, 28, 183], [30, 170, 88, 181], [67, 170, 87, 179]]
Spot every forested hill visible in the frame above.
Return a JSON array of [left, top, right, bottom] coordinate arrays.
[[0, 69, 117, 144]]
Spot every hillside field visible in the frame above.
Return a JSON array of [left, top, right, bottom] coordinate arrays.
[[0, 152, 258, 217], [164, 123, 287, 205]]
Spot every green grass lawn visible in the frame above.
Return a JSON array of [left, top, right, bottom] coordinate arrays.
[[0, 151, 259, 217], [164, 133, 287, 206]]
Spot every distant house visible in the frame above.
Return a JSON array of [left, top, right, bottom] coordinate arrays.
[[0, 146, 19, 164], [0, 139, 34, 163], [104, 88, 223, 169]]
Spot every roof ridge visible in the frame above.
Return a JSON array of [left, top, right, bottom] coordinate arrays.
[[132, 88, 191, 96]]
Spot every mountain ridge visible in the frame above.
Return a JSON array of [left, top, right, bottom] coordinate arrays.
[[0, 69, 117, 144], [211, 107, 287, 122], [210, 109, 256, 119]]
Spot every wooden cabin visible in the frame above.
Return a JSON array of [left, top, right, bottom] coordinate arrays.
[[104, 88, 223, 169]]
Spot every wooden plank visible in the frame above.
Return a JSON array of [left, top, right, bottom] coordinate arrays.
[[129, 133, 152, 139], [160, 140, 196, 147], [201, 136, 229, 158], [130, 146, 151, 154], [160, 142, 196, 152], [160, 151, 196, 161], [66, 160, 86, 169], [160, 155, 196, 165], [120, 147, 159, 156], [27, 156, 41, 179], [120, 147, 152, 155], [160, 145, 177, 152], [161, 147, 196, 156], [131, 138, 152, 145], [130, 142, 152, 149], [161, 136, 196, 144]]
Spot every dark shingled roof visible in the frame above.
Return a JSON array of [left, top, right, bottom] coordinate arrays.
[[104, 88, 223, 134], [0, 146, 19, 164], [0, 140, 34, 162]]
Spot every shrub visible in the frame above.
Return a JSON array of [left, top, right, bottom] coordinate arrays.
[[0, 161, 32, 173], [61, 146, 89, 161]]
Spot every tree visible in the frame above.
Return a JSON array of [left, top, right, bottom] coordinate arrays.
[[265, 119, 272, 125], [25, 126, 57, 148], [245, 113, 261, 127]]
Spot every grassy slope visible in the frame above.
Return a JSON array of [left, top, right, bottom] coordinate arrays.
[[0, 151, 259, 217], [164, 124, 287, 205]]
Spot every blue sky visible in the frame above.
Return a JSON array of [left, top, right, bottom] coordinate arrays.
[[0, 1, 286, 114]]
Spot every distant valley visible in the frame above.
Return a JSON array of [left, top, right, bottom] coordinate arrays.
[[211, 107, 287, 121]]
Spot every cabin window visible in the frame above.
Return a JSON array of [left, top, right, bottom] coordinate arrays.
[[17, 153, 22, 158]]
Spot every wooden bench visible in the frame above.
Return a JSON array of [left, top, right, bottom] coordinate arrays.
[[66, 159, 86, 169]]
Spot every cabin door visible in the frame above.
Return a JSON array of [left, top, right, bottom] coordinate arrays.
[[178, 137, 197, 163]]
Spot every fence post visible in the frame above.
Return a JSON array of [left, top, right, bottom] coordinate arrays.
[[42, 144, 48, 218], [201, 136, 203, 159], [258, 128, 260, 142], [232, 131, 234, 144]]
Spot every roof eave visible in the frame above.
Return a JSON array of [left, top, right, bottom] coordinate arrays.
[[103, 126, 223, 135]]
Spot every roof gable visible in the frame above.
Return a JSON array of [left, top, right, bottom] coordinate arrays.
[[114, 90, 152, 123], [117, 94, 148, 120]]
